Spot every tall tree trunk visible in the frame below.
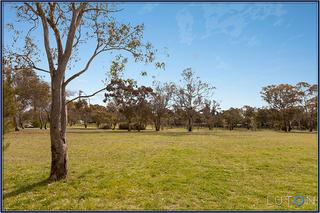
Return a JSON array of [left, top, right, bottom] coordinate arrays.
[[49, 76, 68, 181], [155, 116, 161, 131], [18, 113, 24, 129], [288, 121, 292, 132], [309, 112, 314, 132], [128, 119, 131, 131], [188, 117, 192, 132], [13, 115, 19, 131], [39, 111, 43, 129], [137, 121, 141, 132]]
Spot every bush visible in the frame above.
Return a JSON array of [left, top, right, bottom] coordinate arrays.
[[118, 123, 146, 130], [32, 120, 40, 128], [3, 119, 13, 134], [99, 123, 111, 129], [118, 123, 129, 130], [133, 123, 146, 130]]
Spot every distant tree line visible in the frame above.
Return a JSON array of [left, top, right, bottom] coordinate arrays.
[[3, 64, 318, 133], [65, 70, 319, 133]]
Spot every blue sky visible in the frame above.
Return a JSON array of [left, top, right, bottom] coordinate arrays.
[[3, 2, 318, 109]]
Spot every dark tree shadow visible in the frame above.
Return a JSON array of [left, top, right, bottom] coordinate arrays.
[[3, 179, 51, 199], [67, 128, 216, 137]]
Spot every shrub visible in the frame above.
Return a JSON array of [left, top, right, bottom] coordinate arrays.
[[118, 123, 146, 130], [118, 123, 130, 130], [99, 123, 111, 129], [3, 119, 13, 134], [133, 123, 146, 130], [32, 120, 40, 128]]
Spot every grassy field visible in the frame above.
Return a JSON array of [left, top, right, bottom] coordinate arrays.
[[2, 128, 318, 210]]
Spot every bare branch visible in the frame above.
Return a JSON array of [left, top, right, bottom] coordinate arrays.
[[72, 25, 82, 48], [32, 66, 51, 74], [36, 3, 55, 74], [24, 3, 39, 15], [66, 87, 107, 104], [64, 42, 102, 86], [14, 53, 50, 73], [47, 2, 64, 63], [83, 7, 123, 13], [61, 3, 87, 69]]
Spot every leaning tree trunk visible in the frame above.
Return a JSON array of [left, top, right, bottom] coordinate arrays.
[[49, 76, 68, 181]]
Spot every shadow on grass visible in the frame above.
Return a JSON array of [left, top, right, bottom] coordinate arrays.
[[67, 128, 218, 137], [3, 179, 50, 199], [67, 127, 317, 136]]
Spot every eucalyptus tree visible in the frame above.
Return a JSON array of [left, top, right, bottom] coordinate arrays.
[[295, 82, 318, 132], [201, 100, 220, 130], [151, 80, 175, 131], [241, 105, 256, 130], [261, 84, 300, 132], [222, 108, 242, 130], [10, 2, 162, 180], [174, 68, 215, 132]]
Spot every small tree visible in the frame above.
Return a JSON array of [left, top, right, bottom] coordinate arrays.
[[151, 81, 175, 131], [261, 84, 300, 132], [174, 68, 215, 132], [91, 104, 110, 128], [241, 105, 255, 130], [74, 99, 91, 128], [134, 86, 153, 131], [106, 101, 121, 130], [223, 108, 242, 130], [3, 82, 16, 133], [201, 100, 220, 130], [105, 78, 138, 131], [295, 82, 318, 132]]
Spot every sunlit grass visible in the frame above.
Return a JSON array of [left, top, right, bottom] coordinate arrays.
[[3, 128, 318, 210]]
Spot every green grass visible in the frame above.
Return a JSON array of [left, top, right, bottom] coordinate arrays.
[[3, 128, 318, 210]]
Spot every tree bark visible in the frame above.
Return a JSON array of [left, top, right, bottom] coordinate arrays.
[[137, 122, 141, 132], [49, 76, 68, 181], [155, 116, 161, 131], [128, 119, 132, 131], [188, 117, 192, 132], [309, 112, 314, 132], [39, 111, 43, 129], [13, 115, 19, 131], [18, 113, 24, 129]]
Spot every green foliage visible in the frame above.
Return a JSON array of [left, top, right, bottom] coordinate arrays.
[[222, 108, 242, 130], [118, 123, 146, 131], [3, 82, 16, 133], [98, 123, 112, 130], [32, 120, 41, 128]]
